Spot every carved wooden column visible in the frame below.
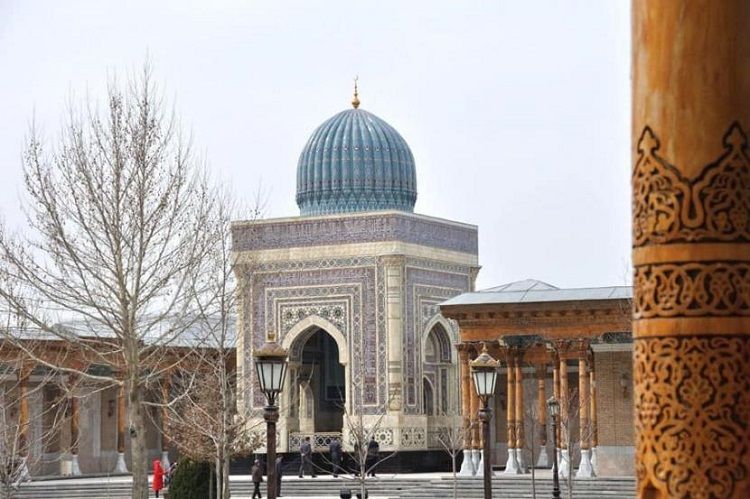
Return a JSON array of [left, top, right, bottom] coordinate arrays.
[[160, 374, 171, 469], [633, 1, 750, 497], [558, 353, 570, 478], [576, 353, 594, 477], [503, 353, 520, 474], [18, 367, 30, 465], [457, 343, 475, 475], [69, 385, 81, 475], [589, 355, 598, 472], [535, 364, 549, 467], [113, 384, 128, 473], [468, 346, 481, 471], [514, 360, 525, 472], [552, 357, 560, 454]]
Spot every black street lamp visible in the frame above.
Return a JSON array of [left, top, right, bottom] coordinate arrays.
[[546, 397, 561, 499], [470, 343, 499, 499], [254, 341, 289, 499]]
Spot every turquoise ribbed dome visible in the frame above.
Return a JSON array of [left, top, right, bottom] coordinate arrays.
[[296, 108, 417, 216]]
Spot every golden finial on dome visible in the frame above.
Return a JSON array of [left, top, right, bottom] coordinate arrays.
[[352, 76, 360, 109]]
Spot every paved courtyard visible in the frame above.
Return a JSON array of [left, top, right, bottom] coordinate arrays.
[[16, 471, 636, 498]]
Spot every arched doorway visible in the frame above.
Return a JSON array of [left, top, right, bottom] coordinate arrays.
[[281, 316, 349, 452], [423, 322, 453, 416], [299, 329, 345, 432]]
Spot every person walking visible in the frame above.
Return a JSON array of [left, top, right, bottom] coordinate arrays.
[[275, 455, 284, 497], [152, 459, 164, 498], [366, 437, 379, 477], [298, 436, 316, 478], [251, 459, 263, 499], [329, 437, 342, 477]]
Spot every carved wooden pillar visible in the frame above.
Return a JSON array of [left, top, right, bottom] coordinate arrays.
[[18, 368, 30, 458], [576, 353, 594, 477], [69, 387, 81, 475], [558, 357, 568, 450], [113, 384, 128, 473], [578, 356, 590, 451], [552, 358, 560, 449], [536, 364, 547, 448], [505, 357, 515, 453], [458, 344, 471, 445], [514, 360, 525, 469], [457, 344, 474, 475], [590, 356, 598, 449], [468, 348, 480, 450], [633, 1, 750, 497], [558, 353, 570, 478], [160, 374, 171, 469]]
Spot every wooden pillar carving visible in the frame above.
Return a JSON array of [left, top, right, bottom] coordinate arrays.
[[578, 355, 590, 451], [558, 356, 568, 450], [536, 364, 547, 447], [70, 393, 79, 456], [468, 347, 480, 449], [116, 385, 126, 454], [161, 376, 170, 451], [552, 357, 560, 448], [505, 356, 516, 453], [590, 356, 598, 449], [633, 2, 750, 497], [458, 344, 472, 449], [18, 368, 30, 458], [514, 361, 524, 451]]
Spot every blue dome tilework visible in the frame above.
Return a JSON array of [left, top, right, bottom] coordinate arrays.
[[296, 108, 417, 216]]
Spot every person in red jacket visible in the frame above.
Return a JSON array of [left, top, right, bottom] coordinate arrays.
[[152, 459, 164, 497]]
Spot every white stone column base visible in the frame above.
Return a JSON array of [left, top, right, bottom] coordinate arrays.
[[591, 446, 598, 474], [515, 448, 527, 473], [576, 449, 596, 478], [114, 452, 128, 473], [535, 446, 550, 468], [71, 454, 82, 476], [559, 449, 570, 479], [459, 449, 476, 476], [161, 450, 170, 470], [471, 449, 481, 474], [475, 449, 484, 477], [503, 447, 521, 474]]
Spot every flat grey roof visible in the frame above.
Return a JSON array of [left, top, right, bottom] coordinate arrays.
[[441, 279, 632, 307]]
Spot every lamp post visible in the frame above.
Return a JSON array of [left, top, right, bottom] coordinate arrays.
[[470, 343, 499, 499], [546, 397, 561, 499], [254, 341, 289, 499]]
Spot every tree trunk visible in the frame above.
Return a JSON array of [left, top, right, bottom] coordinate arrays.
[[223, 453, 231, 499], [127, 380, 149, 499], [214, 457, 222, 499]]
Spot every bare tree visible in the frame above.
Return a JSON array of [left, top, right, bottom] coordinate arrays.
[[161, 194, 265, 499], [435, 422, 467, 499], [0, 64, 217, 499], [337, 372, 398, 499]]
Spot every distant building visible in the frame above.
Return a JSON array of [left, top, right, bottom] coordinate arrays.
[[232, 89, 479, 465]]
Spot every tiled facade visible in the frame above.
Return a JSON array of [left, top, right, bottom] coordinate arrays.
[[233, 211, 479, 452]]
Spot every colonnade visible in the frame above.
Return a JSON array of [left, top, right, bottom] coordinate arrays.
[[8, 369, 172, 476], [457, 340, 598, 478]]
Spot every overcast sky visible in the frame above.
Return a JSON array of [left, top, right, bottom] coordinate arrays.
[[0, 0, 631, 290]]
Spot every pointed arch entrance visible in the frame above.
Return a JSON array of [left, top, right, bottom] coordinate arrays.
[[282, 316, 348, 450]]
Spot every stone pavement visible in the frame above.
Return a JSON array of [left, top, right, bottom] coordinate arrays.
[[16, 471, 636, 498]]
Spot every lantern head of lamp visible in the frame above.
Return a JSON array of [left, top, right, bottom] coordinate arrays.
[[470, 343, 500, 404], [547, 396, 561, 417], [253, 340, 288, 407]]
